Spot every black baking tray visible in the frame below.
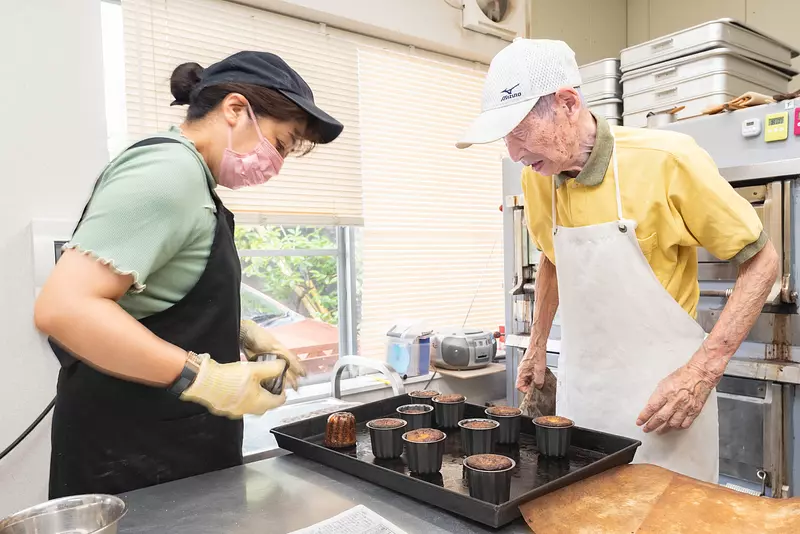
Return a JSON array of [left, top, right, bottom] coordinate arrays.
[[271, 394, 641, 528]]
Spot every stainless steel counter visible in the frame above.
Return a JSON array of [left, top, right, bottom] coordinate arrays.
[[119, 454, 531, 534]]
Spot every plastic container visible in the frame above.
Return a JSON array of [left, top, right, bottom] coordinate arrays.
[[620, 19, 799, 74], [386, 322, 433, 377]]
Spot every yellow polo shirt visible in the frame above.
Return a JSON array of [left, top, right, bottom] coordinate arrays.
[[521, 114, 766, 318]]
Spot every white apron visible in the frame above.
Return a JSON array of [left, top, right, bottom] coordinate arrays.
[[552, 139, 719, 483]]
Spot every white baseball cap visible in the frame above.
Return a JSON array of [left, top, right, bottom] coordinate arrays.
[[456, 38, 582, 149]]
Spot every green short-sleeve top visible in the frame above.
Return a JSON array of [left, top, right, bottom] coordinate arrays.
[[66, 127, 218, 319]]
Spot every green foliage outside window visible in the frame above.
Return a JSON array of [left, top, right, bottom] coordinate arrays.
[[234, 226, 339, 324]]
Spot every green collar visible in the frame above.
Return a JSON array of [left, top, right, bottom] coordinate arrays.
[[554, 113, 613, 188]]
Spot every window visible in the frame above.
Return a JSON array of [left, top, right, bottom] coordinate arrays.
[[236, 225, 353, 381]]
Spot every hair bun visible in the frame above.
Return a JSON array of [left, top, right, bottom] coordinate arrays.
[[170, 62, 204, 106]]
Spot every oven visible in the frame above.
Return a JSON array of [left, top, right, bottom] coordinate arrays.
[[697, 181, 792, 307]]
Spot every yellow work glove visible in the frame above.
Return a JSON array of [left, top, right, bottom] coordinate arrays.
[[239, 320, 305, 390], [180, 355, 288, 418]]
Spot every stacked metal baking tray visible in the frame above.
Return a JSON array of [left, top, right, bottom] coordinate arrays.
[[580, 58, 622, 125], [620, 19, 798, 128]]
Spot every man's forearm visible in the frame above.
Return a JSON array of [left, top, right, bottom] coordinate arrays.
[[529, 255, 560, 352], [698, 241, 780, 378]]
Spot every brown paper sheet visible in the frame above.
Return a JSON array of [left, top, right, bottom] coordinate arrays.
[[637, 473, 800, 533], [520, 464, 800, 534], [519, 368, 556, 419]]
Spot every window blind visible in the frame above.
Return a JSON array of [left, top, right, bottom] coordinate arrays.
[[121, 0, 364, 226], [356, 48, 506, 358]]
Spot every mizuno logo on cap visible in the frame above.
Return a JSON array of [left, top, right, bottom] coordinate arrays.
[[500, 84, 521, 102]]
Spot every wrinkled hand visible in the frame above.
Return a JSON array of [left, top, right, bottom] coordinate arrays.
[[637, 357, 719, 434], [516, 345, 547, 393], [239, 320, 305, 390], [180, 356, 289, 419]]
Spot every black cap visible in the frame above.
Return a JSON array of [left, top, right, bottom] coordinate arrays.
[[189, 51, 343, 144]]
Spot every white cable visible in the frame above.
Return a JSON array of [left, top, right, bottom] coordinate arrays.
[[462, 238, 499, 328]]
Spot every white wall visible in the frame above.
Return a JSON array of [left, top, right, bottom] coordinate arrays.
[[238, 0, 510, 64], [627, 0, 800, 91], [0, 0, 108, 517]]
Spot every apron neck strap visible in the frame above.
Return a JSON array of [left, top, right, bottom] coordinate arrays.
[[551, 136, 623, 235], [551, 173, 557, 235], [611, 137, 623, 221]]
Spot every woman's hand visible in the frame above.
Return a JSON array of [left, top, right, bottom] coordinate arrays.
[[239, 320, 305, 390], [180, 356, 288, 418]]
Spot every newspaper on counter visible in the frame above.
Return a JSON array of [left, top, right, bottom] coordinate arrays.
[[287, 505, 408, 534]]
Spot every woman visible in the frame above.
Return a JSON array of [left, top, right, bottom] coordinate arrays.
[[34, 51, 344, 498]]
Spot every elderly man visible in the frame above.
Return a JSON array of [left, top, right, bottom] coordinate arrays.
[[457, 39, 779, 482]]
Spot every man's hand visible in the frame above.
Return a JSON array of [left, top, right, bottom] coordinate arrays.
[[637, 243, 778, 434], [518, 254, 559, 394], [636, 351, 720, 434], [516, 345, 547, 393], [239, 320, 305, 390]]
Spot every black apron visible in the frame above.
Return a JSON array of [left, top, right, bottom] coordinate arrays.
[[49, 137, 243, 498]]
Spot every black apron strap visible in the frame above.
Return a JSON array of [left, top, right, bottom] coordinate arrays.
[[71, 137, 183, 234]]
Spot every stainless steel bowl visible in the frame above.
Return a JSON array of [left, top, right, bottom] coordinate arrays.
[[0, 494, 126, 534], [646, 111, 676, 128], [645, 105, 684, 129]]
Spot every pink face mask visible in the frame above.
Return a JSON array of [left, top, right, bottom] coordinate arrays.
[[218, 104, 285, 190]]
